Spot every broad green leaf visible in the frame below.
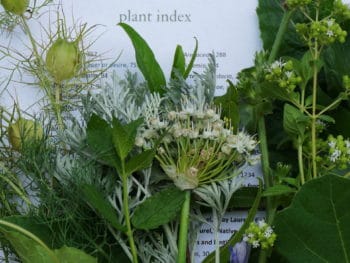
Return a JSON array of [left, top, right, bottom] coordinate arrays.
[[3, 216, 53, 248], [119, 23, 166, 95], [112, 118, 142, 160], [86, 114, 116, 167], [214, 80, 239, 132], [125, 149, 155, 175], [132, 187, 186, 230], [262, 185, 296, 197], [183, 37, 198, 79], [171, 45, 186, 79], [54, 246, 97, 263], [203, 180, 263, 263], [275, 174, 350, 263], [323, 38, 350, 93], [1, 230, 54, 263], [82, 184, 127, 232], [283, 103, 309, 138]]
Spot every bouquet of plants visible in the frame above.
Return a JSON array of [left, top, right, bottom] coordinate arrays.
[[0, 0, 350, 263]]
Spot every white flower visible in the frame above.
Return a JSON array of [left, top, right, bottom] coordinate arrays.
[[135, 137, 145, 147], [143, 129, 157, 139], [264, 227, 274, 238], [328, 141, 336, 148], [330, 148, 342, 162], [205, 109, 216, 118], [167, 111, 177, 121], [285, 71, 293, 78], [327, 19, 334, 27], [252, 241, 260, 248], [326, 30, 334, 37], [221, 143, 232, 155], [157, 147, 165, 155], [257, 219, 267, 228]]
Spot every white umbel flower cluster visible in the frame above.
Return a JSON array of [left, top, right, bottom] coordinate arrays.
[[135, 95, 258, 190]]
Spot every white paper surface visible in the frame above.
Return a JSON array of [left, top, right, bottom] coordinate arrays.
[[0, 0, 261, 112]]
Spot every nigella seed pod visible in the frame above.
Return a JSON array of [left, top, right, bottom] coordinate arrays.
[[8, 118, 43, 151], [1, 0, 29, 15], [45, 38, 81, 82]]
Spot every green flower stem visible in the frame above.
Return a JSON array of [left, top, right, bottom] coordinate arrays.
[[258, 9, 294, 263], [212, 209, 220, 263], [177, 190, 191, 263], [298, 137, 305, 185], [54, 83, 64, 131], [0, 220, 60, 263], [311, 7, 320, 179], [121, 166, 138, 263]]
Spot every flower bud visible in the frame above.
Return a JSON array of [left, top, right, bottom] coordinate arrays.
[[8, 118, 43, 151], [1, 0, 28, 15], [46, 38, 81, 82]]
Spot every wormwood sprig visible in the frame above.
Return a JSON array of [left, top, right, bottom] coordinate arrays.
[[194, 177, 243, 263]]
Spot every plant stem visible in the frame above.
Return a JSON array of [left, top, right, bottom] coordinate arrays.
[[212, 209, 220, 263], [267, 10, 294, 64], [54, 83, 64, 131], [311, 7, 320, 179], [257, 9, 294, 263], [298, 137, 305, 185], [177, 191, 191, 263], [122, 168, 138, 263]]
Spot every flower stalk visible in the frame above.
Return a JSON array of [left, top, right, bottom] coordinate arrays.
[[177, 190, 191, 263]]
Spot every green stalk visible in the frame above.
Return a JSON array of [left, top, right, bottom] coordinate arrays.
[[121, 163, 138, 263], [298, 137, 305, 185], [177, 191, 191, 263], [311, 7, 320, 179], [54, 83, 64, 131], [212, 209, 220, 263], [257, 9, 294, 263]]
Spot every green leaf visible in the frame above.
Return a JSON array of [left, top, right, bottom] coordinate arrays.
[[0, 221, 97, 263], [118, 23, 166, 94], [323, 38, 350, 93], [275, 174, 350, 263], [82, 184, 127, 232], [183, 37, 198, 79], [214, 80, 239, 132], [318, 114, 335, 124], [54, 246, 97, 263], [112, 118, 142, 161], [86, 114, 116, 167], [0, 230, 54, 263], [2, 216, 53, 248], [203, 180, 263, 263], [262, 184, 296, 197], [131, 187, 186, 230], [283, 103, 309, 137], [171, 45, 186, 79], [125, 149, 155, 175]]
